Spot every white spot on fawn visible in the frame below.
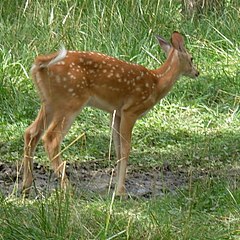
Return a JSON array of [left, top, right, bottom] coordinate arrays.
[[56, 75, 61, 83], [57, 61, 65, 65]]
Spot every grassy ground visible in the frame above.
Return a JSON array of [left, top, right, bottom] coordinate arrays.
[[0, 0, 240, 239]]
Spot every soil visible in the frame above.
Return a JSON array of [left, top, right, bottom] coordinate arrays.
[[0, 161, 191, 198], [1, 161, 238, 199]]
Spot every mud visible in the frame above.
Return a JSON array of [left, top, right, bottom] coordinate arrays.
[[1, 161, 237, 199], [0, 161, 191, 198]]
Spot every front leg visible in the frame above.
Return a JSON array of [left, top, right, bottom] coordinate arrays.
[[115, 113, 136, 196], [111, 114, 121, 180]]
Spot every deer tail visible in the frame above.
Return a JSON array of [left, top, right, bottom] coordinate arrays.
[[31, 46, 67, 73]]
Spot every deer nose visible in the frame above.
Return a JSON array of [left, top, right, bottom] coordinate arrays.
[[195, 71, 199, 77]]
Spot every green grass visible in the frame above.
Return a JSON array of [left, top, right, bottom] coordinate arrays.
[[1, 179, 240, 239], [0, 0, 240, 239]]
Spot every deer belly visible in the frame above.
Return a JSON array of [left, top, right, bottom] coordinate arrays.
[[87, 96, 119, 113]]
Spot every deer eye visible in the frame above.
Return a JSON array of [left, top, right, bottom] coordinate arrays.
[[190, 57, 194, 62]]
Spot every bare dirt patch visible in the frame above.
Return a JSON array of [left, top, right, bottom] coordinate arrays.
[[2, 161, 237, 198], [0, 161, 190, 198]]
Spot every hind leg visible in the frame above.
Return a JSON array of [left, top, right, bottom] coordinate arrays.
[[42, 112, 78, 190], [22, 105, 52, 194]]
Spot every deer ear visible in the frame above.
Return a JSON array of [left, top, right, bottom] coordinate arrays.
[[156, 35, 171, 55], [171, 31, 185, 52]]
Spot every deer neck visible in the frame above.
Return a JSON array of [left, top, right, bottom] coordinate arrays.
[[152, 49, 182, 99]]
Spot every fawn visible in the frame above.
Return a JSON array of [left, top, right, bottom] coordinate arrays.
[[22, 31, 199, 196]]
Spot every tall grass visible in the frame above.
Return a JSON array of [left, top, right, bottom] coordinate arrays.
[[0, 0, 239, 164], [1, 179, 240, 239]]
